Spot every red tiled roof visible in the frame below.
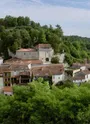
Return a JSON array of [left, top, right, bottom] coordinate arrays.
[[4, 58, 43, 65], [73, 76, 85, 80], [20, 71, 30, 76], [23, 60, 43, 64], [3, 86, 13, 92], [17, 48, 36, 52], [35, 44, 51, 49], [0, 63, 29, 72], [73, 70, 90, 81], [11, 75, 20, 78], [31, 64, 64, 76], [82, 70, 90, 75], [0, 64, 11, 73]]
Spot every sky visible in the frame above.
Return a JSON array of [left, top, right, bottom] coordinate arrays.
[[0, 0, 90, 37]]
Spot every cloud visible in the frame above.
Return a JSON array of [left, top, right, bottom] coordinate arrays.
[[0, 0, 90, 37], [30, 0, 44, 5]]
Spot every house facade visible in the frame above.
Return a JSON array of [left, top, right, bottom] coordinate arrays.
[[52, 73, 65, 85], [65, 63, 90, 85], [0, 63, 31, 87], [35, 44, 54, 63], [16, 48, 39, 60], [73, 70, 90, 85], [31, 64, 64, 84]]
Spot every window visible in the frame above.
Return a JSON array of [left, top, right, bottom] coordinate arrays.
[[8, 83, 10, 86], [24, 53, 26, 55], [46, 58, 49, 61], [5, 73, 7, 77], [5, 79, 7, 82]]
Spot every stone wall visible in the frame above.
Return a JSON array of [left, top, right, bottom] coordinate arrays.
[[38, 48, 54, 63], [16, 51, 39, 60]]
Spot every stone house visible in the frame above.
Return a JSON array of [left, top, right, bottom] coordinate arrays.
[[16, 48, 39, 60], [0, 61, 65, 89], [0, 63, 31, 87], [16, 44, 54, 64], [66, 63, 90, 85], [4, 57, 43, 66], [30, 64, 64, 84], [73, 70, 90, 85]]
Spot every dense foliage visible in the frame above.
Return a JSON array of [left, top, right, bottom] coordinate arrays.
[[0, 79, 90, 123], [51, 56, 59, 63], [0, 15, 90, 64]]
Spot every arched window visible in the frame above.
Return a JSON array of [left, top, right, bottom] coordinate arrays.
[[46, 58, 49, 61]]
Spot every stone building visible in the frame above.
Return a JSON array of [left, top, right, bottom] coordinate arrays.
[[16, 44, 54, 64], [16, 48, 39, 60], [30, 64, 64, 85]]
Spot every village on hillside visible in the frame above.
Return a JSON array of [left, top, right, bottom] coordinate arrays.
[[0, 43, 90, 95]]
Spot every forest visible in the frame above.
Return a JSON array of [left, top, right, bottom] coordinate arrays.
[[0, 15, 90, 65], [0, 79, 90, 124]]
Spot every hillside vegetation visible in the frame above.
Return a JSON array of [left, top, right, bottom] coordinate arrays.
[[0, 15, 90, 64]]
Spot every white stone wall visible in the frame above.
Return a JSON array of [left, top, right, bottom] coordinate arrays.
[[39, 48, 54, 63], [0, 77, 4, 88], [16, 51, 39, 60], [80, 66, 86, 71], [4, 91, 13, 95], [11, 71, 19, 77], [16, 47, 54, 63], [73, 79, 85, 83], [52, 73, 64, 84], [73, 79, 85, 85], [73, 74, 90, 84], [85, 74, 90, 82], [88, 74, 90, 80]]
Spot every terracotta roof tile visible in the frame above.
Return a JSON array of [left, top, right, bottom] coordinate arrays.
[[82, 70, 90, 75], [73, 76, 85, 80], [31, 64, 64, 76], [73, 70, 90, 81], [17, 48, 36, 52], [4, 58, 43, 65], [35, 44, 51, 49], [20, 71, 30, 76], [3, 86, 13, 92]]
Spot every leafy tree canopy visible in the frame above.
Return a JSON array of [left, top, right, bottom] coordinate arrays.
[[0, 80, 90, 123]]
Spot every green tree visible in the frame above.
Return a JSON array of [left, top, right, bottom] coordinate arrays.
[[4, 15, 17, 27], [0, 25, 5, 32], [0, 18, 4, 26], [48, 33, 60, 53], [20, 29, 31, 48], [24, 16, 30, 26], [51, 56, 59, 63], [38, 29, 46, 43], [1, 80, 90, 123], [17, 16, 25, 26]]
